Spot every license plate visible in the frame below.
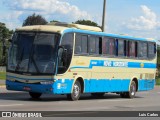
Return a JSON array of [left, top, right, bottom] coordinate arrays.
[[23, 86, 31, 91]]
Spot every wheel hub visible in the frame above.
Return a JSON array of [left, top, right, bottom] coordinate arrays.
[[73, 84, 80, 97], [131, 84, 136, 96]]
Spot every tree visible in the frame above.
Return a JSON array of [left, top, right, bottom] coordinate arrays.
[[0, 22, 13, 65], [23, 13, 48, 26], [74, 20, 100, 27], [50, 20, 59, 23]]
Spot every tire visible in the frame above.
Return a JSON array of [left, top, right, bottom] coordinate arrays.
[[29, 92, 42, 99], [126, 81, 136, 98], [67, 80, 81, 101], [120, 81, 136, 99], [91, 93, 105, 98]]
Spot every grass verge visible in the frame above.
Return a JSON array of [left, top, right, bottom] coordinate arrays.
[[0, 72, 6, 80], [156, 78, 160, 85]]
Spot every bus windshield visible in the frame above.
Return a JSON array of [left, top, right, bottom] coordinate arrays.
[[8, 32, 60, 75]]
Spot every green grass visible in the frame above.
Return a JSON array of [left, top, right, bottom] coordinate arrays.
[[156, 78, 160, 85], [0, 72, 6, 80]]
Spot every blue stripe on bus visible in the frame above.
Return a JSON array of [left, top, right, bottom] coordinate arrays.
[[6, 78, 155, 94], [70, 60, 156, 69]]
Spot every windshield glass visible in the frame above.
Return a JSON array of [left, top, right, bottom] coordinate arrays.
[[8, 32, 59, 75]]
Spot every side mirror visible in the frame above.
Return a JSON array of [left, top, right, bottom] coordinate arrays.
[[58, 46, 67, 67]]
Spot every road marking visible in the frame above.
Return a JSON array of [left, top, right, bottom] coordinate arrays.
[[0, 104, 23, 107]]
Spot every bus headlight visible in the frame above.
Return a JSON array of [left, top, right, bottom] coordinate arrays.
[[40, 81, 53, 85]]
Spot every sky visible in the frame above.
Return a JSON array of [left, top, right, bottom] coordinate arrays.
[[0, 0, 160, 41]]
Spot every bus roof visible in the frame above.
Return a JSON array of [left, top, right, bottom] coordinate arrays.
[[16, 25, 68, 33], [16, 24, 157, 43]]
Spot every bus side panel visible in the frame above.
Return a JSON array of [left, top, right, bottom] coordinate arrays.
[[84, 79, 130, 93], [138, 79, 155, 91], [53, 79, 74, 94]]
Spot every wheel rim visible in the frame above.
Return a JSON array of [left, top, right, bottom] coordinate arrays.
[[131, 84, 136, 96], [73, 83, 80, 98]]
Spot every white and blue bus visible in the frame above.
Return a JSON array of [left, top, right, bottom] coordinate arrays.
[[6, 23, 157, 101]]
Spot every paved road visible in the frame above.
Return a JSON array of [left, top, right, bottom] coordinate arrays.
[[0, 86, 160, 119], [0, 80, 5, 85]]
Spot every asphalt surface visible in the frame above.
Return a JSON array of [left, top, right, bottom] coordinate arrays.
[[0, 86, 160, 119], [0, 80, 5, 85]]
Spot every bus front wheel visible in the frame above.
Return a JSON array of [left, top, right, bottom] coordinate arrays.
[[29, 92, 42, 99], [67, 80, 81, 101]]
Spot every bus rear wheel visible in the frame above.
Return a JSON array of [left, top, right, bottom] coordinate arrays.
[[29, 92, 42, 99], [120, 81, 136, 99], [67, 80, 81, 101]]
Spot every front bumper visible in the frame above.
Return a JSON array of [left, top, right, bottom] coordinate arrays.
[[6, 79, 73, 94], [6, 80, 54, 94]]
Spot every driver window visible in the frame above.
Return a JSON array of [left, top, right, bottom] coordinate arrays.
[[58, 33, 74, 74]]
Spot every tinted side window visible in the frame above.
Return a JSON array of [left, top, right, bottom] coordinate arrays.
[[102, 37, 107, 54], [118, 40, 124, 56], [129, 41, 136, 57], [75, 34, 88, 54], [81, 35, 88, 54], [58, 33, 74, 74], [89, 36, 96, 54], [61, 33, 74, 50], [88, 36, 99, 55], [75, 34, 81, 54], [148, 43, 156, 59], [102, 37, 115, 55], [138, 42, 147, 58]]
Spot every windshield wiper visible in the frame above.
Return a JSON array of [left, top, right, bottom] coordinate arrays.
[[15, 47, 24, 72], [30, 50, 40, 73], [28, 34, 40, 74]]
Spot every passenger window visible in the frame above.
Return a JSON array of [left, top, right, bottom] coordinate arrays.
[[75, 34, 88, 54], [81, 36, 88, 54], [89, 36, 96, 54], [102, 37, 107, 54], [89, 36, 99, 55], [58, 33, 74, 74], [148, 43, 156, 59], [118, 40, 124, 56], [75, 34, 81, 54], [138, 42, 147, 58], [102, 37, 115, 56], [129, 41, 136, 57]]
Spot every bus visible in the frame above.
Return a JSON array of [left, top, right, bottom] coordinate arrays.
[[6, 23, 157, 101]]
